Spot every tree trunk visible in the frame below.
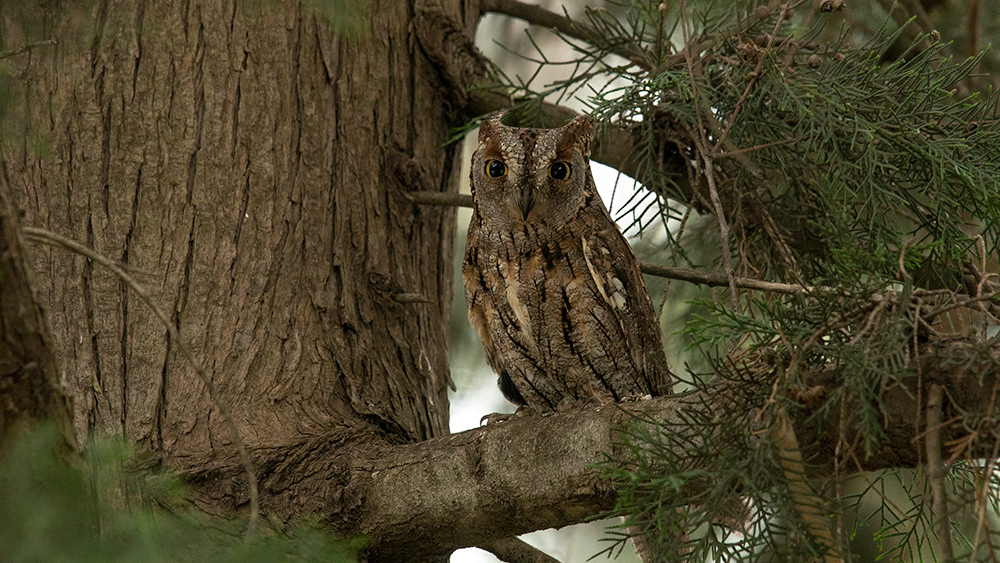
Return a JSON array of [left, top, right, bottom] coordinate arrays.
[[0, 166, 76, 454], [1, 0, 467, 515]]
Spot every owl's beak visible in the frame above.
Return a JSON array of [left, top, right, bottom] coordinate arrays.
[[517, 185, 535, 220]]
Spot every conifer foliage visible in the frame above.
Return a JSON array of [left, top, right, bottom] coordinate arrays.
[[485, 0, 1000, 559]]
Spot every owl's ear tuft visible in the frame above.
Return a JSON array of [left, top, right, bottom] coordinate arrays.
[[478, 111, 509, 143], [562, 115, 595, 158]]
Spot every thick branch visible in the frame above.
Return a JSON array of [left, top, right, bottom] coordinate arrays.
[[187, 341, 1000, 561]]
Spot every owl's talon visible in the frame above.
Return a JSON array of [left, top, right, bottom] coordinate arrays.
[[481, 412, 511, 425], [622, 393, 653, 402], [480, 405, 529, 425]]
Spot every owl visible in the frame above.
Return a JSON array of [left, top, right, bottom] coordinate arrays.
[[463, 112, 672, 414]]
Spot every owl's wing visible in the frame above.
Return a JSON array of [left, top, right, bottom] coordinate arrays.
[[464, 210, 530, 407], [578, 205, 673, 397], [463, 211, 499, 370]]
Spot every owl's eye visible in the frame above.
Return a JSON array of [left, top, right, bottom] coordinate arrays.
[[549, 162, 570, 180], [486, 160, 507, 178]]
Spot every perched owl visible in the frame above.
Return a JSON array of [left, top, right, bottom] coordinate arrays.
[[463, 113, 672, 414]]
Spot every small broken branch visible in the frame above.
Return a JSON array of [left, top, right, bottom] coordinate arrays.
[[926, 383, 955, 561], [392, 292, 432, 304], [639, 261, 809, 293], [402, 191, 994, 311], [770, 408, 842, 563]]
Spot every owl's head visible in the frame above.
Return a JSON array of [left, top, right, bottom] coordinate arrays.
[[470, 112, 596, 230]]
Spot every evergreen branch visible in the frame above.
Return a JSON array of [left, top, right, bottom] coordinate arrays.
[[419, 3, 1000, 306], [712, 5, 789, 153], [659, 0, 811, 71], [847, 451, 920, 527], [875, 0, 938, 57], [21, 227, 262, 535]]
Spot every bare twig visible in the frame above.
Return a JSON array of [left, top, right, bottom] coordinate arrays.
[[0, 38, 57, 61], [403, 190, 474, 208], [640, 262, 812, 294], [678, 0, 739, 311], [403, 191, 472, 207], [926, 383, 955, 561], [22, 227, 261, 534], [0, 177, 77, 452], [968, 422, 1000, 563], [923, 291, 1000, 320], [968, 0, 981, 57], [713, 138, 794, 159], [404, 198, 1000, 318], [701, 158, 739, 310], [834, 393, 851, 560]]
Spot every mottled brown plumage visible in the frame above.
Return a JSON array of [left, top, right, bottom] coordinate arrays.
[[463, 113, 672, 413]]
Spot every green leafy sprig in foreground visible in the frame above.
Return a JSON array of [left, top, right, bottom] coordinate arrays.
[[0, 426, 359, 563]]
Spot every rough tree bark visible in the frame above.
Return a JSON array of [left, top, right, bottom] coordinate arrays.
[[1, 0, 467, 545], [0, 166, 76, 454]]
